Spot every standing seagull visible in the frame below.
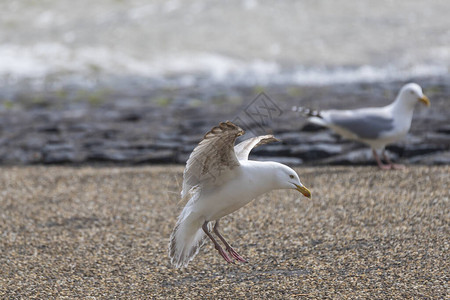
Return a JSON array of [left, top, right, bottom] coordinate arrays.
[[169, 121, 311, 268], [292, 83, 430, 169]]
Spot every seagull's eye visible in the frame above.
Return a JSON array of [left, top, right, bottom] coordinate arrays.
[[289, 175, 295, 179], [410, 90, 415, 95]]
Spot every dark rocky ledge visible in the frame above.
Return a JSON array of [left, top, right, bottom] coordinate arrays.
[[0, 76, 449, 166]]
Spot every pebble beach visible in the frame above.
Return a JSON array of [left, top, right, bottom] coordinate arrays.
[[1, 165, 448, 298]]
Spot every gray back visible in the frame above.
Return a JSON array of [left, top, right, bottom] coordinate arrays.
[[330, 114, 394, 139]]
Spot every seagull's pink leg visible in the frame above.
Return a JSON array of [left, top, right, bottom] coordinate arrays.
[[213, 220, 247, 263], [382, 150, 406, 170], [372, 149, 391, 170], [202, 221, 234, 264]]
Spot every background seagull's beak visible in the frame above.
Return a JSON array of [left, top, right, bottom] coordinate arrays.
[[294, 184, 312, 198], [419, 95, 430, 106]]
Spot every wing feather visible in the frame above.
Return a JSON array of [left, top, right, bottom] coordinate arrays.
[[234, 135, 280, 161], [326, 110, 394, 139], [181, 121, 244, 199]]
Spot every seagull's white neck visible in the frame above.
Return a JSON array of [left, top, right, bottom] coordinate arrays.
[[389, 92, 415, 121], [239, 160, 285, 193], [391, 92, 415, 114]]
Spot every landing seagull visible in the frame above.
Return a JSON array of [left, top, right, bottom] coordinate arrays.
[[292, 83, 430, 169], [169, 121, 312, 268]]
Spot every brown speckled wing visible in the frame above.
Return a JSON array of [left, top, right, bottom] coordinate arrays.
[[181, 121, 244, 200]]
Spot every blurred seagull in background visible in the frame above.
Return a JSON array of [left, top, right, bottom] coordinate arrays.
[[292, 83, 430, 169], [169, 121, 311, 268]]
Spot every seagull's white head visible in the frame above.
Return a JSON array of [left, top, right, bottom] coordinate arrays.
[[398, 83, 430, 108], [273, 163, 311, 198]]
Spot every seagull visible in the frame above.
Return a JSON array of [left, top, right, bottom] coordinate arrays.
[[169, 121, 312, 268], [292, 83, 430, 169]]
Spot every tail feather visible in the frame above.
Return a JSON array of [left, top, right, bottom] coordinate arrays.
[[291, 105, 323, 118], [292, 105, 329, 127], [169, 208, 206, 268]]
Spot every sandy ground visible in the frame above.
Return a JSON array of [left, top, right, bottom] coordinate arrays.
[[0, 165, 448, 298]]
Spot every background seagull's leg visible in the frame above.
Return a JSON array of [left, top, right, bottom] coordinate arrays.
[[382, 150, 405, 170], [213, 220, 247, 263], [372, 149, 391, 170], [202, 221, 234, 263]]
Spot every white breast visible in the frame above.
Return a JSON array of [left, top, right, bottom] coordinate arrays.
[[193, 162, 275, 221]]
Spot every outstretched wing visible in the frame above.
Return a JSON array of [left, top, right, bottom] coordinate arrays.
[[181, 121, 244, 199], [234, 135, 279, 161]]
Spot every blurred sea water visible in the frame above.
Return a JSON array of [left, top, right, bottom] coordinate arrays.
[[0, 0, 449, 92]]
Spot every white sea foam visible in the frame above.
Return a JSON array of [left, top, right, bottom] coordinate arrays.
[[0, 43, 448, 90]]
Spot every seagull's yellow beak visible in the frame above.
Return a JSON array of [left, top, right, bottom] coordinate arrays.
[[294, 184, 311, 199], [419, 95, 430, 106]]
